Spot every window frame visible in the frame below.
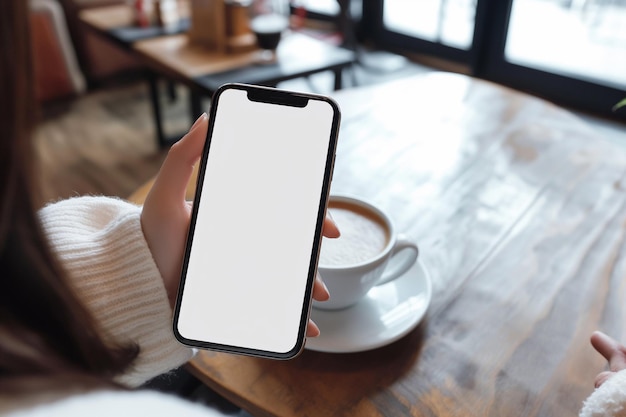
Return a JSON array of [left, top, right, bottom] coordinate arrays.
[[362, 0, 626, 122]]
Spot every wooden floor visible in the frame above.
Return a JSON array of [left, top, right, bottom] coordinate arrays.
[[35, 82, 171, 203]]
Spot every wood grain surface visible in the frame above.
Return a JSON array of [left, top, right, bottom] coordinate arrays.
[[181, 72, 626, 416]]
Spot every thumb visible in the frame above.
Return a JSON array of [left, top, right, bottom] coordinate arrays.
[[148, 113, 208, 204]]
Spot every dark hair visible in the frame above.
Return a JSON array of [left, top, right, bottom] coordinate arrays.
[[0, 1, 138, 391]]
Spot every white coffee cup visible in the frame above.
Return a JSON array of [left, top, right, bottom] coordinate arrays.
[[314, 195, 419, 310]]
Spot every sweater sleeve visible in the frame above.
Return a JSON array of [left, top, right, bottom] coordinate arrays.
[[38, 196, 193, 387], [580, 369, 626, 417]]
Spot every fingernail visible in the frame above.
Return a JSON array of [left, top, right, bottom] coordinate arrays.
[[318, 277, 330, 301], [309, 321, 320, 337], [321, 280, 330, 297], [189, 112, 207, 132], [328, 212, 340, 237]]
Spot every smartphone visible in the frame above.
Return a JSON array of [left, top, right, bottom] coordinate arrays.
[[173, 83, 340, 359]]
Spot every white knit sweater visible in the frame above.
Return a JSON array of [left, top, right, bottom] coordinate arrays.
[[6, 196, 225, 416], [580, 369, 626, 417]]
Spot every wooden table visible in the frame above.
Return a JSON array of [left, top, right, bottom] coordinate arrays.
[[80, 4, 355, 147], [172, 72, 626, 416]]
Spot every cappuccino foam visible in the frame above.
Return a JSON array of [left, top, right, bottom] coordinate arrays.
[[319, 201, 390, 266]]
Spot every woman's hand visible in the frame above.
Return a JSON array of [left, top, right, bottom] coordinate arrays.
[[590, 331, 626, 388], [140, 114, 339, 337]]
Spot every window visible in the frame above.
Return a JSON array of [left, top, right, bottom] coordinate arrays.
[[363, 0, 626, 121]]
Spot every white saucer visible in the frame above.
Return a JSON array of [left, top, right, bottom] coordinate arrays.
[[305, 260, 432, 353]]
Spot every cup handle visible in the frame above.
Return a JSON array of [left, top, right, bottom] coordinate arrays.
[[377, 234, 419, 286]]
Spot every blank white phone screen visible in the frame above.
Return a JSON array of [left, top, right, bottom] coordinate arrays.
[[176, 88, 335, 354]]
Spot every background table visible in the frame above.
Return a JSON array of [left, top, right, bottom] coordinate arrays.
[[180, 71, 626, 417], [80, 4, 355, 147]]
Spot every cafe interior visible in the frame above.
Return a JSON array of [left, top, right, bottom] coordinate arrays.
[[28, 0, 626, 416]]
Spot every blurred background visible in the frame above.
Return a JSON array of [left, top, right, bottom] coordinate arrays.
[[31, 0, 625, 201]]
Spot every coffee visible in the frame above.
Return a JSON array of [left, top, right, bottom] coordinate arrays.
[[315, 195, 419, 310], [250, 14, 288, 50], [319, 200, 390, 267]]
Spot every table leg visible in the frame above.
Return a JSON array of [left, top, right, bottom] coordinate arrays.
[[333, 68, 344, 90], [166, 80, 178, 102], [189, 90, 204, 122], [147, 71, 168, 148]]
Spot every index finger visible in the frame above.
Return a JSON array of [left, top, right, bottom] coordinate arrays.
[[147, 113, 208, 205]]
